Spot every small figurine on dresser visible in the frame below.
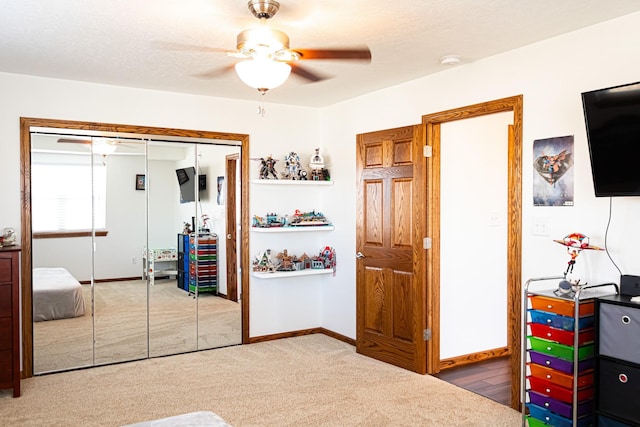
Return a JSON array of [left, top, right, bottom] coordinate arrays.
[[1, 228, 16, 247], [309, 148, 330, 181]]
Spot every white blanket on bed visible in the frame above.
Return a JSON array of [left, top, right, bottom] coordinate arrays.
[[33, 267, 86, 322]]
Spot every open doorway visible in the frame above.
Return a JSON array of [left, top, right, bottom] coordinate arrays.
[[422, 96, 523, 410]]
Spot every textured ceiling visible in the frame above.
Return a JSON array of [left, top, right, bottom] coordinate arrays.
[[1, 0, 639, 107]]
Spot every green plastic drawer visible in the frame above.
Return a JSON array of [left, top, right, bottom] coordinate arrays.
[[528, 336, 593, 361]]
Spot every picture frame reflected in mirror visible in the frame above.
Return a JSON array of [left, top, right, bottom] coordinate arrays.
[[136, 174, 145, 190]]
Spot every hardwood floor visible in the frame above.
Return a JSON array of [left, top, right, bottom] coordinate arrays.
[[434, 356, 511, 406]]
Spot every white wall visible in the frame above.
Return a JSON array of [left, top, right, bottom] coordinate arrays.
[[0, 72, 321, 339], [2, 11, 640, 343], [320, 11, 640, 340]]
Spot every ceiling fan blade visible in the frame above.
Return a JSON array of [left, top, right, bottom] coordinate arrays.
[[192, 64, 236, 79], [290, 63, 328, 83], [151, 41, 231, 55], [294, 47, 371, 62]]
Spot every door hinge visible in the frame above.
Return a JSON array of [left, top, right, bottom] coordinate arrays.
[[423, 237, 432, 249], [423, 145, 432, 157], [423, 329, 432, 341]]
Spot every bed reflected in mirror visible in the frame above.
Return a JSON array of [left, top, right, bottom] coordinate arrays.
[[31, 137, 95, 373]]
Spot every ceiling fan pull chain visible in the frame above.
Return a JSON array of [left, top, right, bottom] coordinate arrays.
[[257, 97, 266, 117]]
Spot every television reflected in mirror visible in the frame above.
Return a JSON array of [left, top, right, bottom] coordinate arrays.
[[582, 81, 640, 197], [175, 167, 206, 203]]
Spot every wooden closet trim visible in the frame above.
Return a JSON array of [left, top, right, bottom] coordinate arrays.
[[20, 117, 251, 378]]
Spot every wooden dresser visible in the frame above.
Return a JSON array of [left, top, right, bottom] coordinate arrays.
[[0, 245, 20, 397]]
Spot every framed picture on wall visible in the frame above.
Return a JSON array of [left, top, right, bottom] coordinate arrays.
[[532, 135, 574, 206], [135, 174, 145, 191]]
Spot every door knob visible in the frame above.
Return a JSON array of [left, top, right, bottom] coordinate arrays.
[[356, 251, 366, 259], [227, 234, 232, 239]]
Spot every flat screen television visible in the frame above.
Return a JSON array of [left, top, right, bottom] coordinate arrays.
[[175, 167, 206, 203], [582, 81, 640, 197]]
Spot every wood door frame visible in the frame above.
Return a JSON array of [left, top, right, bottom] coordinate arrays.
[[421, 95, 523, 410], [19, 117, 251, 378], [225, 153, 239, 302]]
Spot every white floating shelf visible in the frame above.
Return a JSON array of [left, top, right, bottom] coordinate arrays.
[[251, 225, 335, 233], [251, 179, 333, 186], [252, 269, 334, 279]]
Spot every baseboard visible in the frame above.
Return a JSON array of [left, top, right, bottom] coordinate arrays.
[[248, 327, 355, 346], [79, 276, 142, 284]]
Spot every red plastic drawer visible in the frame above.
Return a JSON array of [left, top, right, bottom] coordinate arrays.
[[528, 376, 593, 403], [529, 295, 594, 317], [529, 323, 594, 346]]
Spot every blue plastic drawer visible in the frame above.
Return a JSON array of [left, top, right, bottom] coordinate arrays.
[[529, 309, 593, 331], [527, 403, 593, 427]]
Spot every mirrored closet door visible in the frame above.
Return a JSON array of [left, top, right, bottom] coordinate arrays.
[[29, 130, 244, 374]]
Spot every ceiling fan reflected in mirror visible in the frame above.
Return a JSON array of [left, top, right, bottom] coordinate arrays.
[[160, 0, 371, 94], [57, 137, 124, 156]]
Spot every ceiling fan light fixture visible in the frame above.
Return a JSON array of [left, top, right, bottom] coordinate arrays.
[[92, 140, 118, 156], [235, 57, 291, 92], [237, 28, 290, 53]]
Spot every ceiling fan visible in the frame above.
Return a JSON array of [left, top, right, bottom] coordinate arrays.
[[57, 137, 126, 156], [160, 0, 371, 94]]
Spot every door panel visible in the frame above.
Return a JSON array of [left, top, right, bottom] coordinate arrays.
[[148, 141, 198, 358], [225, 154, 238, 302], [94, 140, 148, 365], [356, 124, 427, 374]]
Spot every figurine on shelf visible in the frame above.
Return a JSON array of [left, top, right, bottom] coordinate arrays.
[[309, 148, 330, 181], [252, 155, 279, 179], [553, 232, 603, 296], [252, 213, 285, 228], [183, 222, 192, 234], [253, 249, 276, 272], [276, 249, 295, 271], [289, 209, 331, 226], [199, 214, 211, 234], [282, 152, 302, 180]]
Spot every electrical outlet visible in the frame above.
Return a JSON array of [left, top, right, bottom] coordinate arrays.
[[532, 216, 549, 236], [488, 212, 500, 227], [131, 257, 137, 265]]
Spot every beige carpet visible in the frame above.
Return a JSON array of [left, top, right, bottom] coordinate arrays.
[[34, 279, 242, 373], [1, 334, 521, 426]]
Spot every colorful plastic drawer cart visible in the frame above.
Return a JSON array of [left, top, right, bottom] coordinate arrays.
[[523, 285, 601, 427]]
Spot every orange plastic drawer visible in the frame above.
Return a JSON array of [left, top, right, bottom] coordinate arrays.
[[529, 295, 593, 317], [528, 376, 593, 403], [529, 323, 594, 346], [528, 363, 593, 389]]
